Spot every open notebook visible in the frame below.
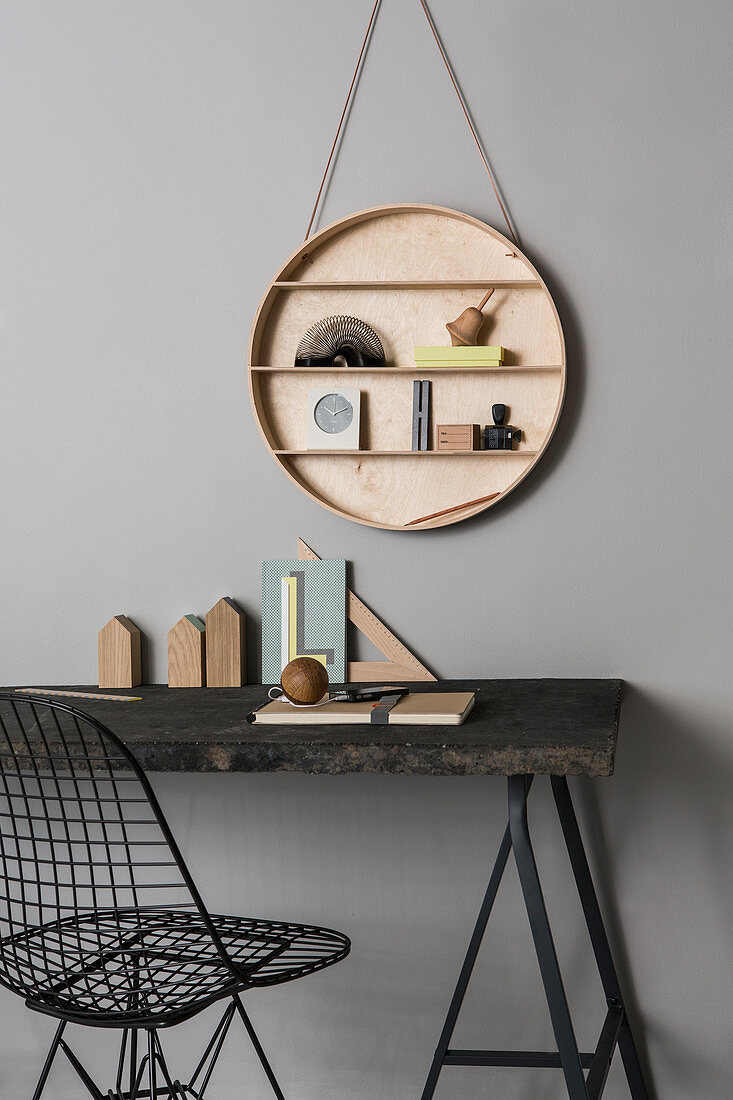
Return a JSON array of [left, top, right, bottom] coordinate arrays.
[[249, 692, 475, 726]]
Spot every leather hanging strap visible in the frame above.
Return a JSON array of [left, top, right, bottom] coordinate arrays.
[[417, 0, 518, 244], [304, 0, 382, 242], [305, 0, 518, 245]]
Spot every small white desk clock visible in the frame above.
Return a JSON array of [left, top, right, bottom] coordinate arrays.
[[307, 386, 361, 450]]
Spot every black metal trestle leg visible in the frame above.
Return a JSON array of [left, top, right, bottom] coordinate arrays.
[[420, 816, 515, 1099], [421, 774, 651, 1100], [551, 776, 650, 1099], [509, 774, 589, 1098]]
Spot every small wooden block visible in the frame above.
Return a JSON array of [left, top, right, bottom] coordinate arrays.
[[168, 615, 206, 688], [205, 597, 247, 687], [98, 616, 142, 689], [436, 424, 481, 451]]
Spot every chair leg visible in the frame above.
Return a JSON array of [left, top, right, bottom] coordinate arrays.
[[147, 1030, 158, 1099], [59, 1037, 105, 1099], [153, 1031, 180, 1096], [233, 995, 286, 1100], [129, 1029, 139, 1098], [188, 1001, 237, 1098], [131, 1052, 149, 1100], [32, 1007, 289, 1100], [115, 1029, 129, 1096], [31, 1021, 66, 1100]]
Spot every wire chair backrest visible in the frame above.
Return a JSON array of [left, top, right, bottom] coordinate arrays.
[[0, 694, 231, 1001]]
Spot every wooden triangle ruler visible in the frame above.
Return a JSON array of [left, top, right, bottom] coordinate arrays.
[[297, 538, 436, 683]]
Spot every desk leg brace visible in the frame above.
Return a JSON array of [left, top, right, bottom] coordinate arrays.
[[421, 775, 649, 1100]]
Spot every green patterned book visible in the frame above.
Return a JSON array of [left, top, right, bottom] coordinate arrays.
[[262, 560, 346, 684]]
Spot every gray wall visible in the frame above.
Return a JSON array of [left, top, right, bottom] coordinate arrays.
[[1, 1, 731, 1096]]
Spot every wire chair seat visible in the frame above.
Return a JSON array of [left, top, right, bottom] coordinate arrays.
[[5, 907, 350, 1028], [0, 694, 351, 1097]]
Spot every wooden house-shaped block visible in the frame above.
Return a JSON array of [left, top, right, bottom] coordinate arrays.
[[168, 615, 206, 687], [98, 615, 142, 688], [206, 597, 246, 687]]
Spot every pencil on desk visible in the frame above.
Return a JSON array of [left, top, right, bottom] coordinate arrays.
[[15, 688, 142, 702]]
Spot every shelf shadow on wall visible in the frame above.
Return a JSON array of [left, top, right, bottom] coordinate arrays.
[[573, 684, 733, 1100]]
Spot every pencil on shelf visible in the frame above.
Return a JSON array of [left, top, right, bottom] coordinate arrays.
[[405, 492, 500, 526]]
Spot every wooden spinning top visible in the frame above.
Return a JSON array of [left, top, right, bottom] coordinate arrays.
[[446, 288, 495, 346], [280, 657, 329, 705]]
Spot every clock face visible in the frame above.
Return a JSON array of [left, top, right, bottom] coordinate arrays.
[[314, 393, 354, 434]]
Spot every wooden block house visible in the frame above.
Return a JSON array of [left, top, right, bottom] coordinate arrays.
[[98, 615, 142, 688]]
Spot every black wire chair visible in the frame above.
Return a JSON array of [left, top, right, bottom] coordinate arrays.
[[0, 694, 350, 1099]]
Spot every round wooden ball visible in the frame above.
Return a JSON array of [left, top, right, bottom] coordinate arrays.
[[280, 657, 329, 705]]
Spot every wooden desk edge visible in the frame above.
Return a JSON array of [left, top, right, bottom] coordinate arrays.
[[2, 680, 623, 778]]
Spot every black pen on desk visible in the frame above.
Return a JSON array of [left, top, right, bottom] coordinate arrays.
[[339, 686, 409, 703]]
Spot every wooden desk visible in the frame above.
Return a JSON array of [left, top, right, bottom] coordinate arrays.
[[6, 680, 647, 1100], [7, 679, 621, 776]]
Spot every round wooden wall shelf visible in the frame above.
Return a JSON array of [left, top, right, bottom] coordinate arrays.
[[248, 204, 566, 530]]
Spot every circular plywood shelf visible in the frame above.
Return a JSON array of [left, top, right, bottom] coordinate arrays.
[[248, 204, 566, 530]]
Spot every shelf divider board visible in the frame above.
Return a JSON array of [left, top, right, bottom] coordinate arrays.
[[251, 365, 562, 374], [274, 450, 537, 457], [248, 203, 566, 530], [273, 279, 542, 289]]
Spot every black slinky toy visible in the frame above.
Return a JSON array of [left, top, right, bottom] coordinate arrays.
[[294, 315, 386, 368]]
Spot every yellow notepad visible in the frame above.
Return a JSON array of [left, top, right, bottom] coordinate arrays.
[[414, 346, 505, 360]]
